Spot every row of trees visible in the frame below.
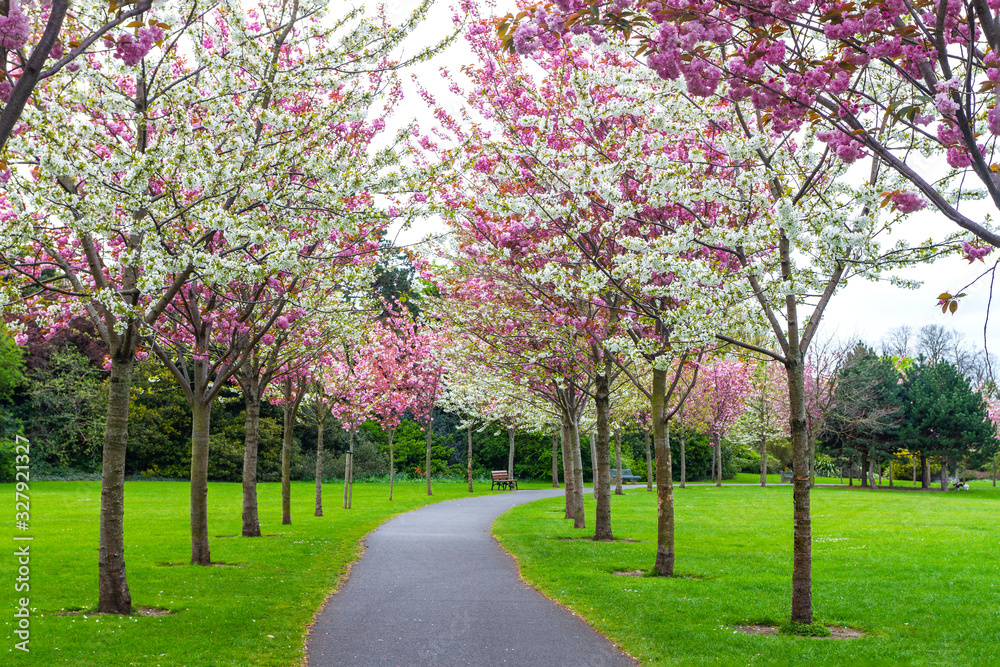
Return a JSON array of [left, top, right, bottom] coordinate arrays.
[[4, 0, 1000, 631]]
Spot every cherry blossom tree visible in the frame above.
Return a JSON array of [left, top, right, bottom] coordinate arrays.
[[501, 0, 1000, 264], [0, 0, 158, 151], [686, 358, 753, 485]]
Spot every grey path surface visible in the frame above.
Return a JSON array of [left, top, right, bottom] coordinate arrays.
[[307, 489, 636, 667]]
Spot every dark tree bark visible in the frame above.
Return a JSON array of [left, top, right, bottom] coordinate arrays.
[[190, 395, 212, 565], [760, 431, 767, 487], [593, 369, 613, 540], [860, 451, 870, 488], [651, 368, 675, 576], [241, 375, 262, 536], [342, 431, 354, 510], [469, 424, 475, 493], [98, 355, 134, 614], [281, 378, 306, 525], [560, 415, 576, 520], [715, 436, 722, 487], [425, 413, 434, 496], [570, 419, 585, 529], [315, 400, 327, 517], [388, 428, 396, 501], [921, 454, 931, 488], [940, 458, 948, 491]]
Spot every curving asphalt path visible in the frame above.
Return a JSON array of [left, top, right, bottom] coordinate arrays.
[[306, 488, 636, 666]]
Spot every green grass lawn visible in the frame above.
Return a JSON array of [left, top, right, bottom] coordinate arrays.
[[493, 481, 1000, 665], [0, 478, 548, 666]]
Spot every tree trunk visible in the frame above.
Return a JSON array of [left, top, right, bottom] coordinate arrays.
[[860, 451, 869, 488], [593, 370, 613, 541], [921, 454, 930, 488], [190, 397, 212, 565], [783, 293, 813, 623], [561, 415, 576, 520], [507, 425, 516, 478], [570, 419, 585, 529], [760, 432, 767, 487], [913, 457, 916, 487], [242, 384, 262, 536], [807, 428, 816, 488], [551, 429, 559, 488], [469, 425, 475, 493], [889, 459, 893, 489], [314, 404, 325, 517], [425, 414, 434, 496], [98, 355, 135, 614], [993, 454, 996, 487], [388, 428, 395, 501], [346, 431, 354, 509], [940, 458, 948, 491], [715, 437, 722, 487], [281, 402, 293, 525], [645, 428, 653, 492], [651, 368, 675, 576], [614, 429, 623, 496]]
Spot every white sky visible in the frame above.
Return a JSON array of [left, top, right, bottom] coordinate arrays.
[[364, 0, 1000, 355]]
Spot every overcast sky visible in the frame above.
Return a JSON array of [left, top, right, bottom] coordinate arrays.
[[366, 0, 1000, 355]]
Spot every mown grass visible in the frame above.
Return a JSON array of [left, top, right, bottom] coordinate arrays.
[[493, 481, 1000, 665], [0, 478, 548, 666]]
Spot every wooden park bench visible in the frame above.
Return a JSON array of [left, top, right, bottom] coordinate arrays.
[[610, 468, 642, 483], [780, 470, 794, 483], [491, 470, 517, 491]]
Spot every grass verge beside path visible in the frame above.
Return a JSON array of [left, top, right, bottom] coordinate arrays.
[[0, 479, 548, 666], [493, 483, 1000, 665]]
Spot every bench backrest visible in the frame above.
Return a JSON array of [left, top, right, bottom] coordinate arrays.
[[491, 470, 511, 480], [610, 469, 633, 477]]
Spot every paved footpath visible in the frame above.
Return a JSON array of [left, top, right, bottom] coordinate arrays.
[[307, 489, 636, 666]]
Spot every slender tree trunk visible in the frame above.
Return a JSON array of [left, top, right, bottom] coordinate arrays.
[[913, 457, 916, 487], [889, 459, 893, 489], [507, 425, 516, 478], [645, 428, 653, 492], [848, 459, 853, 486], [921, 454, 931, 488], [860, 451, 869, 488], [242, 383, 262, 536], [614, 429, 623, 496], [551, 429, 560, 488], [561, 415, 576, 520], [593, 370, 613, 541], [190, 397, 212, 565], [940, 458, 948, 491], [570, 419, 585, 529], [314, 405, 325, 517], [993, 454, 996, 487], [98, 355, 135, 614], [388, 428, 395, 501], [651, 368, 675, 576], [425, 414, 434, 496], [760, 432, 767, 487], [281, 403, 293, 525], [347, 431, 354, 509], [715, 437, 722, 487], [469, 424, 475, 493]]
